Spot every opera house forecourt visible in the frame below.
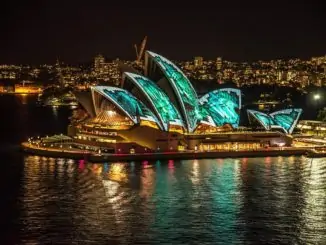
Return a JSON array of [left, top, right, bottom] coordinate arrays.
[[22, 50, 312, 161]]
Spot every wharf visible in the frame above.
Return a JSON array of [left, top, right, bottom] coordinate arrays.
[[21, 142, 313, 162]]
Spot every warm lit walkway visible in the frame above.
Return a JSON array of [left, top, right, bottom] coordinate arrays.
[[21, 141, 320, 162]]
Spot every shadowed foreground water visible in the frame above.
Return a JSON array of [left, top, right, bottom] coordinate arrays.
[[14, 156, 326, 244]]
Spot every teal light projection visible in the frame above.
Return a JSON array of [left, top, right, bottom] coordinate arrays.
[[271, 109, 302, 134], [147, 51, 201, 132], [123, 72, 184, 131], [93, 86, 161, 127], [199, 88, 241, 128], [247, 110, 274, 130], [247, 108, 302, 134]]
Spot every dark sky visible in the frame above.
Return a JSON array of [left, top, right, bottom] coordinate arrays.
[[1, 1, 325, 64]]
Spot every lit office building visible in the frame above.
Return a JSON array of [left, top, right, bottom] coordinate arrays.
[[94, 54, 106, 74], [216, 57, 222, 70], [194, 56, 203, 67]]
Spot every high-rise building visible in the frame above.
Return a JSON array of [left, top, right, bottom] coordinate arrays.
[[94, 54, 105, 74], [216, 57, 222, 70], [55, 59, 65, 87], [277, 71, 286, 82], [194, 57, 203, 67], [311, 56, 326, 66], [287, 70, 296, 81], [244, 66, 252, 75]]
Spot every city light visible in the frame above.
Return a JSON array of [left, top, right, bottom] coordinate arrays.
[[314, 94, 321, 100]]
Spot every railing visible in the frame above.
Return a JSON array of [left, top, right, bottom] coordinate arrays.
[[22, 142, 92, 154]]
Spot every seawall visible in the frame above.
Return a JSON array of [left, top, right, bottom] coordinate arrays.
[[21, 142, 310, 162]]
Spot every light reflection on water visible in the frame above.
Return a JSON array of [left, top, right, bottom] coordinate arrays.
[[18, 156, 326, 244]]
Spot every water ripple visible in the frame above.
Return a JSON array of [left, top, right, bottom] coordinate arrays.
[[14, 156, 326, 244]]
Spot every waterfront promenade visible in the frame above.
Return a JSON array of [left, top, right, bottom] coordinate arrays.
[[21, 141, 319, 162]]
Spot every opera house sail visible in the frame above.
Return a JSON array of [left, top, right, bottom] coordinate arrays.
[[247, 108, 303, 134], [199, 88, 241, 129], [91, 86, 161, 129], [122, 72, 184, 131], [145, 51, 201, 132]]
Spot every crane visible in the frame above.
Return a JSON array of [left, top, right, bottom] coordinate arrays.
[[134, 36, 147, 63], [134, 44, 138, 59]]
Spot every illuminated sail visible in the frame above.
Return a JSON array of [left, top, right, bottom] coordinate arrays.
[[270, 109, 302, 135], [199, 88, 241, 128], [91, 86, 161, 129], [145, 51, 201, 132], [123, 72, 184, 131], [247, 108, 302, 134]]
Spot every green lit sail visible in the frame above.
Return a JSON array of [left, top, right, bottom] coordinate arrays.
[[123, 72, 184, 131], [147, 51, 201, 132], [92, 86, 160, 127], [247, 110, 274, 130], [271, 109, 302, 134], [247, 109, 302, 134], [199, 89, 241, 128]]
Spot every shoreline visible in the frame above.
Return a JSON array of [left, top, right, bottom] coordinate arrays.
[[21, 141, 319, 162]]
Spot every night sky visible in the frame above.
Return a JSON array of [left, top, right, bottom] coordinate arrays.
[[1, 1, 325, 64]]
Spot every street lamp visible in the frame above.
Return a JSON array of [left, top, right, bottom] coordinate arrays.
[[314, 94, 321, 100]]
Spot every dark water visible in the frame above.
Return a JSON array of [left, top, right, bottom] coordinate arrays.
[[1, 95, 326, 244]]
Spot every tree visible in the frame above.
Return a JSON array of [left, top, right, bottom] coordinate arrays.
[[317, 107, 326, 121]]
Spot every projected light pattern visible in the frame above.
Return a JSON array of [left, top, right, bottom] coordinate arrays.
[[199, 89, 241, 128], [248, 110, 274, 130], [199, 114, 217, 128], [271, 109, 303, 134], [92, 86, 160, 127], [147, 51, 201, 132], [247, 108, 302, 134], [123, 72, 184, 131]]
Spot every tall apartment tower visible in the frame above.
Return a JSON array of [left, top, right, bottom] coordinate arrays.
[[194, 56, 203, 67], [216, 57, 222, 70], [94, 54, 105, 74]]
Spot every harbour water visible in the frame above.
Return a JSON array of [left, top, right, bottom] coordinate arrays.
[[1, 94, 326, 244]]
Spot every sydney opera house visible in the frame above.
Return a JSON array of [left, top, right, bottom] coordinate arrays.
[[68, 51, 303, 154]]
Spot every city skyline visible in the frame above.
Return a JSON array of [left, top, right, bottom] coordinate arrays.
[[1, 1, 326, 64]]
